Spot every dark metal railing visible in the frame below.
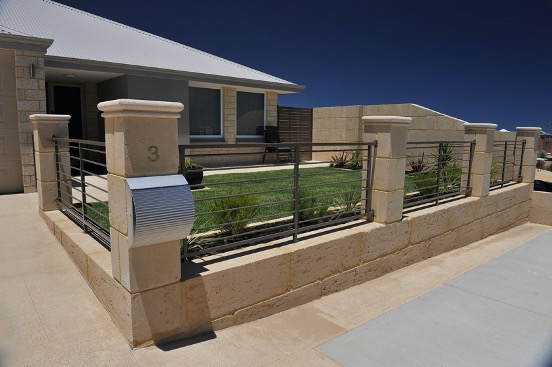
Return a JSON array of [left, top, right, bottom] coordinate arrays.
[[404, 140, 475, 210], [490, 140, 525, 189], [52, 137, 110, 249], [179, 142, 376, 258]]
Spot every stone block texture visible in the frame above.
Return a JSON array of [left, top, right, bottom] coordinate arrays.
[[41, 163, 534, 347], [15, 50, 47, 193], [312, 103, 467, 162]]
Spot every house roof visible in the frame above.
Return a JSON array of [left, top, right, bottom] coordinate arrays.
[[0, 0, 302, 92]]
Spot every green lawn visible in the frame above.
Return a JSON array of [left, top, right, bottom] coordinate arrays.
[[192, 167, 362, 230], [77, 166, 363, 236]]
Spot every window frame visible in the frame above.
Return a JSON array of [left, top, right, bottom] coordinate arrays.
[[188, 86, 223, 139], [236, 91, 266, 138]]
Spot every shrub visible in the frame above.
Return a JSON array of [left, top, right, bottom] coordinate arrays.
[[440, 162, 462, 192], [404, 175, 419, 195], [333, 186, 361, 217], [407, 152, 429, 173], [330, 151, 350, 168], [345, 151, 363, 170], [209, 195, 259, 235], [412, 171, 438, 196], [183, 158, 203, 170], [433, 143, 457, 171], [293, 189, 329, 223]]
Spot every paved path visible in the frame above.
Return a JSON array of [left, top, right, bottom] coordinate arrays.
[[319, 231, 552, 366], [0, 193, 551, 366]]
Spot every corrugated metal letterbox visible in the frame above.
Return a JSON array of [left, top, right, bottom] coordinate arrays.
[[126, 175, 194, 248]]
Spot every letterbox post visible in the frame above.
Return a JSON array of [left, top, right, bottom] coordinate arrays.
[[98, 99, 185, 294]]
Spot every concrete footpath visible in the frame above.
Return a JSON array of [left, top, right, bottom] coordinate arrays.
[[1, 193, 551, 366]]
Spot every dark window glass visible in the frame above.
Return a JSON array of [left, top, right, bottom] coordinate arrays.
[[189, 87, 221, 136], [237, 92, 264, 135]]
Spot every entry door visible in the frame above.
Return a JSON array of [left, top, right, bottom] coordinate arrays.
[[49, 84, 84, 139], [0, 50, 23, 194]]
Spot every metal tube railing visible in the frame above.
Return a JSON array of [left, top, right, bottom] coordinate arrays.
[[52, 136, 110, 250], [490, 140, 525, 189], [180, 142, 376, 258], [404, 141, 475, 210]]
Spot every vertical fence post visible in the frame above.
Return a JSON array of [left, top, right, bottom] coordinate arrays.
[[463, 123, 497, 197], [517, 140, 526, 181], [364, 143, 373, 220], [500, 141, 508, 187], [465, 141, 475, 194], [30, 114, 71, 212], [54, 138, 61, 201], [362, 116, 411, 224], [293, 145, 300, 242], [516, 127, 542, 183], [78, 142, 88, 233], [435, 142, 443, 205]]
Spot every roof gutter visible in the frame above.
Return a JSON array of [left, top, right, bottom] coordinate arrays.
[[45, 56, 305, 94]]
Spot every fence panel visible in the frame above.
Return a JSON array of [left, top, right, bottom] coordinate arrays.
[[180, 142, 375, 258], [53, 137, 110, 249], [277, 106, 313, 161], [490, 140, 525, 189], [404, 140, 475, 210]]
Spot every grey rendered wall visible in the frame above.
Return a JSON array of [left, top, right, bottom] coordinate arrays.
[[98, 75, 190, 145], [126, 75, 189, 145]]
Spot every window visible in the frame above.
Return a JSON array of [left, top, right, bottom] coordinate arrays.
[[237, 92, 264, 136], [189, 87, 221, 136]]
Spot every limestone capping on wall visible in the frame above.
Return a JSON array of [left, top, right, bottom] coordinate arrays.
[[15, 50, 47, 193]]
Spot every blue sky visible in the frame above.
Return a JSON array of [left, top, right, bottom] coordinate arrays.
[[54, 0, 552, 131]]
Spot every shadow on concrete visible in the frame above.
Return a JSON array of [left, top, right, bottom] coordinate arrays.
[[156, 331, 217, 351]]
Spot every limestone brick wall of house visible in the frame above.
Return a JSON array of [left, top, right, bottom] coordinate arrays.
[[222, 87, 237, 144], [265, 91, 277, 127], [15, 50, 47, 193]]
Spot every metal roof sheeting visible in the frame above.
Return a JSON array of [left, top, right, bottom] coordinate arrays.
[[0, 0, 296, 86]]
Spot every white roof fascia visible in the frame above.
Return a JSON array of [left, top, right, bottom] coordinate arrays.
[[0, 32, 53, 53], [46, 56, 304, 94]]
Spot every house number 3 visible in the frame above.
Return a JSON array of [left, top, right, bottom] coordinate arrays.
[[148, 146, 159, 162]]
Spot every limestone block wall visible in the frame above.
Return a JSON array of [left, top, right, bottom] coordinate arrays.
[[15, 50, 47, 193], [495, 130, 517, 141], [41, 180, 533, 346], [529, 191, 552, 226], [266, 91, 277, 127], [180, 183, 533, 336], [222, 87, 237, 144], [312, 103, 467, 161]]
